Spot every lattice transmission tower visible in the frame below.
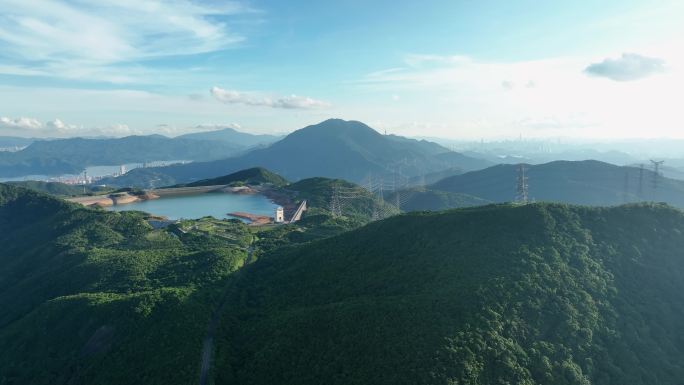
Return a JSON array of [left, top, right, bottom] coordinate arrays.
[[516, 164, 529, 204], [329, 184, 342, 217], [650, 160, 664, 190]]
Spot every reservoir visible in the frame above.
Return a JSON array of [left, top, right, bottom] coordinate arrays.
[[106, 192, 278, 220]]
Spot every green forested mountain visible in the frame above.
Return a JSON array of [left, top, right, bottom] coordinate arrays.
[[214, 203, 684, 385], [3, 182, 684, 385], [427, 160, 684, 209], [0, 135, 246, 177], [178, 167, 289, 188], [105, 119, 492, 187], [0, 184, 253, 384], [6, 180, 111, 196], [288, 177, 400, 221]]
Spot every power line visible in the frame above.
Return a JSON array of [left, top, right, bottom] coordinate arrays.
[[329, 184, 342, 217], [623, 170, 630, 203], [650, 160, 664, 190], [638, 164, 645, 199], [516, 164, 529, 204], [650, 160, 665, 200]]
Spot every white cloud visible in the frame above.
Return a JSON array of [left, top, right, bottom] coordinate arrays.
[[45, 118, 78, 131], [584, 53, 665, 81], [353, 48, 684, 139], [403, 54, 471, 68], [0, 116, 43, 130], [105, 124, 136, 136], [194, 123, 243, 131], [0, 0, 253, 83], [0, 116, 136, 137], [210, 86, 331, 109]]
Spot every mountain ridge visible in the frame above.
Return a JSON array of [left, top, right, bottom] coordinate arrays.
[[213, 202, 684, 385], [426, 159, 684, 208], [104, 119, 492, 188], [0, 135, 250, 177]]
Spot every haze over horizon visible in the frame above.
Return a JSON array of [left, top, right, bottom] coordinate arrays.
[[0, 0, 682, 139]]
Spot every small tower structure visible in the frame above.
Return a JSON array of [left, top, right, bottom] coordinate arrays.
[[516, 164, 529, 204], [275, 206, 285, 223]]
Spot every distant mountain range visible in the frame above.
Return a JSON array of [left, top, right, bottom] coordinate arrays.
[[176, 127, 281, 148], [0, 136, 34, 149], [394, 160, 684, 211], [105, 119, 493, 188], [0, 134, 255, 177], [458, 148, 641, 167]]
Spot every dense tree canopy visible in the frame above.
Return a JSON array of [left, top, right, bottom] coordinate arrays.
[[2, 183, 684, 385]]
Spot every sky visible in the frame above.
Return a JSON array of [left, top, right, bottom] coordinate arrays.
[[0, 0, 682, 139]]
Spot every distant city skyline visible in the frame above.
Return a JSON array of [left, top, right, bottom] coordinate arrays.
[[0, 0, 682, 139]]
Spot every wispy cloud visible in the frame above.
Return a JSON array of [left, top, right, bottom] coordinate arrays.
[[584, 53, 665, 81], [0, 0, 253, 83], [403, 54, 471, 68], [0, 116, 43, 130], [210, 86, 331, 109], [0, 116, 135, 137]]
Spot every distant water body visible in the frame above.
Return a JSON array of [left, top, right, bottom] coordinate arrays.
[[0, 160, 189, 182], [106, 192, 278, 221]]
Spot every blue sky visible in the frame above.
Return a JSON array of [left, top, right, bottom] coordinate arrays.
[[0, 0, 682, 138]]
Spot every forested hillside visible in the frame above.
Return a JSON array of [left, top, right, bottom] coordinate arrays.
[[214, 203, 684, 385], [3, 183, 684, 385], [0, 180, 392, 384], [178, 167, 289, 188], [0, 184, 252, 384], [6, 180, 111, 196]]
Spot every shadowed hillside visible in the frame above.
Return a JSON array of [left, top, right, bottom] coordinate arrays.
[[177, 127, 280, 148], [429, 160, 684, 208], [104, 119, 492, 188]]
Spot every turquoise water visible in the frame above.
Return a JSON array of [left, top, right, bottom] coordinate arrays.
[[106, 192, 278, 220]]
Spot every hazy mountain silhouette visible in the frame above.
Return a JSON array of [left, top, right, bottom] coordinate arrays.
[[107, 119, 492, 188], [431, 160, 684, 207]]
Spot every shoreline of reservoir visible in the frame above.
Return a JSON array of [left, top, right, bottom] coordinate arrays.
[[64, 183, 301, 225], [66, 184, 268, 208]]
